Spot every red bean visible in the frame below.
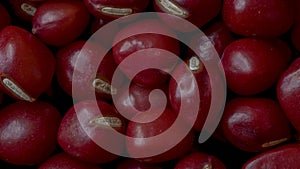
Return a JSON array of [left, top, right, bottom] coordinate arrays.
[[56, 41, 120, 101], [32, 0, 90, 46], [57, 100, 126, 164], [153, 0, 221, 32], [0, 4, 11, 30], [203, 22, 235, 56], [126, 108, 195, 163], [174, 152, 226, 169], [38, 153, 102, 169], [114, 82, 169, 120], [0, 26, 55, 101], [84, 0, 150, 21], [221, 38, 291, 95], [169, 56, 211, 132], [117, 159, 162, 169], [0, 1, 299, 168], [242, 144, 300, 169], [9, 0, 41, 22], [277, 57, 300, 133], [0, 101, 61, 165], [221, 98, 291, 152], [113, 19, 180, 88], [291, 0, 300, 51], [222, 0, 296, 37]]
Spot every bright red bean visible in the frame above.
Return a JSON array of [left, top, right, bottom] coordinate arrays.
[[0, 101, 61, 165], [32, 0, 90, 46], [0, 26, 55, 102], [222, 0, 296, 37], [221, 98, 291, 152]]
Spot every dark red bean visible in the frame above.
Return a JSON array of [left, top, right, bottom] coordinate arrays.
[[0, 26, 55, 102], [221, 98, 291, 152], [58, 100, 126, 164], [174, 152, 226, 169], [277, 57, 300, 133], [221, 38, 291, 95], [242, 144, 300, 169], [38, 153, 102, 169], [32, 0, 90, 46], [222, 0, 296, 37], [0, 101, 61, 165]]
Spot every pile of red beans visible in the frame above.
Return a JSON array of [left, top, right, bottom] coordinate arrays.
[[0, 0, 299, 168]]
